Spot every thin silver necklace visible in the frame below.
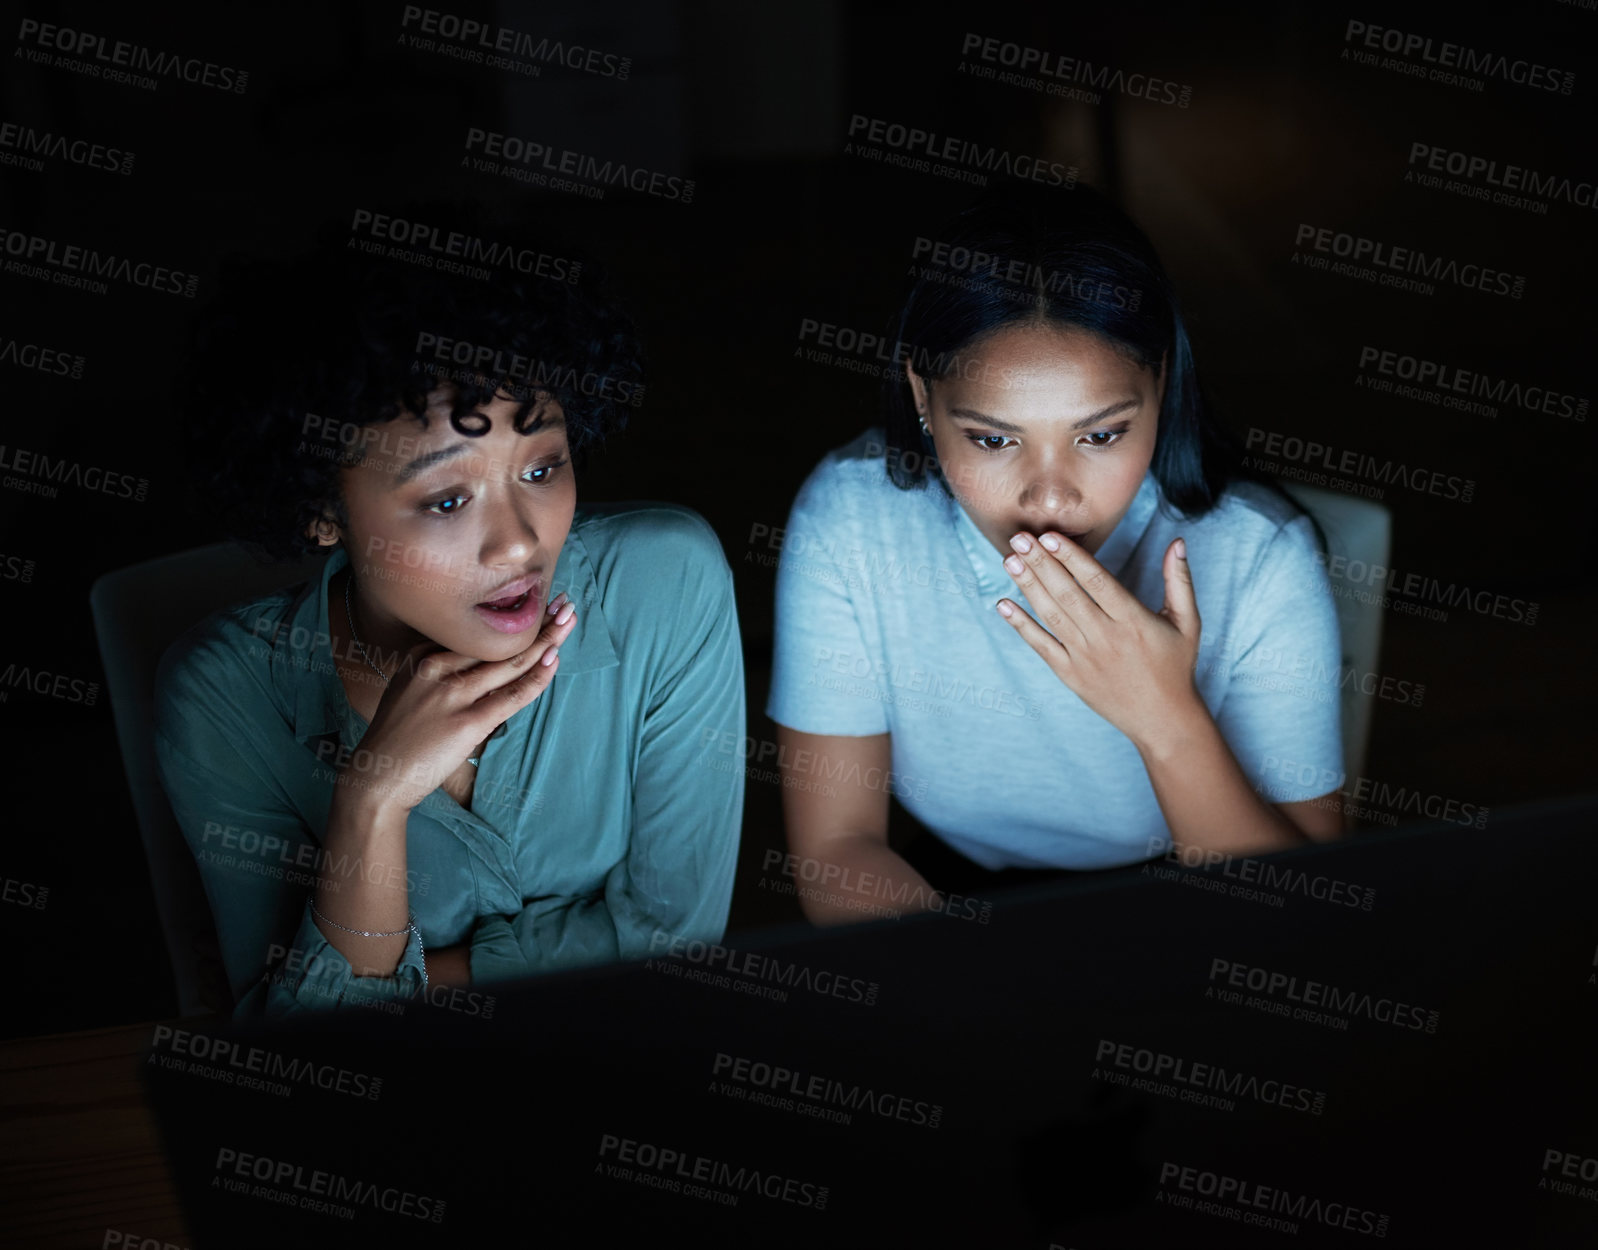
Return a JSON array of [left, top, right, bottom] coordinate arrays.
[[343, 574, 390, 684]]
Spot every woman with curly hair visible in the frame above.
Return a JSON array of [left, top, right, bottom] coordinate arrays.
[[154, 212, 745, 1018]]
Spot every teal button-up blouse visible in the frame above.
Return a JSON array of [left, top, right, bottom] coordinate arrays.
[[153, 503, 745, 1020]]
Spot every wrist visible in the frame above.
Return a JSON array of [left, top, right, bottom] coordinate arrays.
[[329, 772, 416, 823], [1130, 687, 1213, 763]]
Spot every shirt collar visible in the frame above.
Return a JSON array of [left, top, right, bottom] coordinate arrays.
[[286, 521, 618, 744], [941, 467, 1162, 602]]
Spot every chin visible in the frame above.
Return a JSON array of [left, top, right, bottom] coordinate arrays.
[[459, 634, 524, 663]]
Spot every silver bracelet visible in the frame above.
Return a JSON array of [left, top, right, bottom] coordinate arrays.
[[310, 899, 413, 939], [309, 901, 428, 992]]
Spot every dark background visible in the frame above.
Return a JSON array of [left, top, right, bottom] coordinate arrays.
[[1, 0, 1593, 1039]]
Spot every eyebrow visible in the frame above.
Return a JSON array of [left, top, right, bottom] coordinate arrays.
[[947, 400, 1140, 433], [392, 412, 566, 486]]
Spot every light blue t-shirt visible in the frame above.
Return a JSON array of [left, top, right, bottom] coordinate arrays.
[[766, 427, 1346, 871]]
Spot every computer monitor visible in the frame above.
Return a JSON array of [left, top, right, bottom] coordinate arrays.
[[144, 794, 1598, 1248]]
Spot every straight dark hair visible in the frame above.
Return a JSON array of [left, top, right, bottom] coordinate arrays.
[[880, 180, 1322, 546]]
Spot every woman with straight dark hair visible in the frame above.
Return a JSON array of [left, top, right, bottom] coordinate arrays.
[[767, 181, 1345, 923]]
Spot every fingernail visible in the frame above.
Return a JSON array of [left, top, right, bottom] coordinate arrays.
[[1175, 538, 1187, 560], [547, 592, 566, 615], [555, 602, 575, 625], [540, 646, 560, 667], [996, 600, 1014, 618], [1038, 533, 1060, 552], [1003, 554, 1023, 575], [1008, 533, 1032, 554]]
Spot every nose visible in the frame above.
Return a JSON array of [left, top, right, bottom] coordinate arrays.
[[479, 488, 541, 566], [1019, 475, 1082, 519]]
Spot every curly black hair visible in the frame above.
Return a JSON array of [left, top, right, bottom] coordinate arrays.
[[182, 205, 643, 561]]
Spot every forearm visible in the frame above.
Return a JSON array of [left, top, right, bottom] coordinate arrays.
[[312, 786, 413, 977], [424, 942, 471, 987], [1134, 697, 1308, 857], [791, 833, 940, 926]]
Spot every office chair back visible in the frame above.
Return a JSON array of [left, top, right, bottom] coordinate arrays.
[[90, 543, 327, 1016], [1281, 485, 1392, 783]]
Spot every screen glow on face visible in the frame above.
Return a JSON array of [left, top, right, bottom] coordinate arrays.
[[913, 323, 1161, 557], [336, 388, 577, 662]]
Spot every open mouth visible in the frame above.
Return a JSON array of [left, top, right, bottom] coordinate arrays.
[[479, 589, 531, 613], [472, 576, 544, 634]]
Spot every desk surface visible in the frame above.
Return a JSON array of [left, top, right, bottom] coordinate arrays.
[[0, 1016, 206, 1249]]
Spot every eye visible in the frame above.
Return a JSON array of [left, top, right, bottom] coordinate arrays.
[[522, 457, 569, 486], [422, 494, 468, 516], [1078, 427, 1128, 449], [967, 435, 1016, 453]]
